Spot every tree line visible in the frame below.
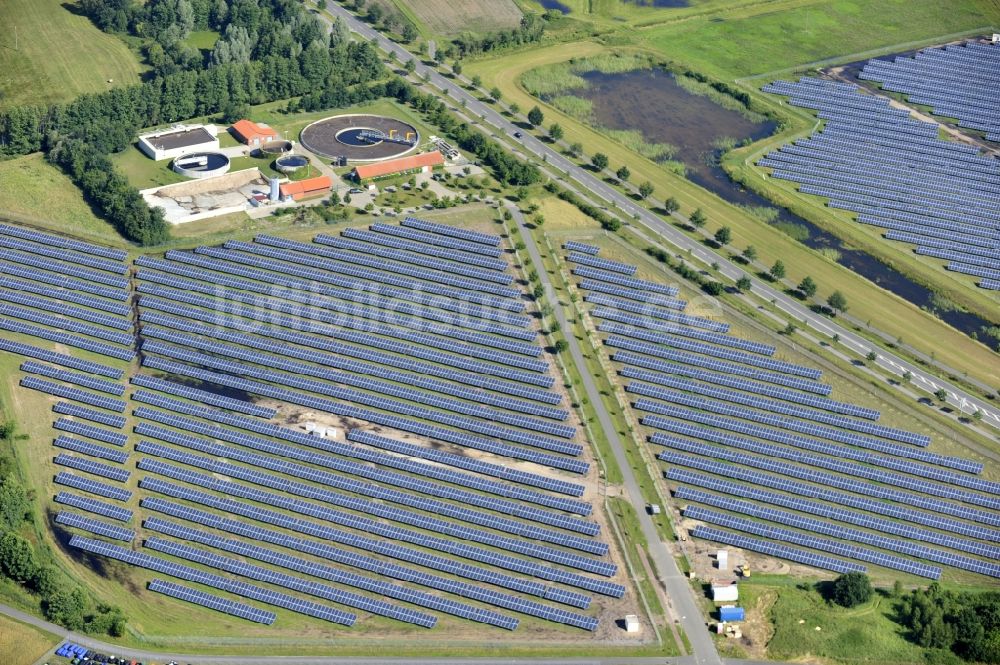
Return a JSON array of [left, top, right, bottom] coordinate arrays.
[[898, 583, 1000, 663], [0, 449, 125, 636], [0, 0, 384, 245]]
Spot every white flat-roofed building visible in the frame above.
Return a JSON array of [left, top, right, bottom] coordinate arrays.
[[138, 124, 220, 161]]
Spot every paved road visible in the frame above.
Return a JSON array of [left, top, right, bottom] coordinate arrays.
[[323, 1, 1000, 433], [508, 204, 722, 665]]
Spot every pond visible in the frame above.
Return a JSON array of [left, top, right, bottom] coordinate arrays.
[[557, 67, 997, 347], [539, 0, 571, 13]]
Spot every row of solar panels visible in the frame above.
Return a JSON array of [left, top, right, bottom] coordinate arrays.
[[141, 335, 569, 438], [139, 307, 555, 391], [130, 368, 589, 476], [141, 295, 548, 374], [143, 519, 522, 629], [137, 268, 536, 340], [0, 278, 132, 325], [343, 226, 506, 266], [660, 451, 1000, 543], [655, 440, 999, 527], [140, 325, 563, 417], [680, 489, 1000, 578], [133, 409, 599, 544], [129, 384, 581, 497], [148, 579, 275, 625], [139, 353, 583, 462], [138, 472, 623, 598], [131, 388, 585, 516], [136, 253, 529, 326], [70, 535, 357, 626], [133, 428, 603, 564], [0, 260, 129, 302], [141, 495, 594, 613]]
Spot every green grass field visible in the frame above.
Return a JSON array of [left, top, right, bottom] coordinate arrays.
[[0, 153, 126, 245], [0, 0, 144, 110], [640, 0, 999, 80], [741, 582, 928, 664]]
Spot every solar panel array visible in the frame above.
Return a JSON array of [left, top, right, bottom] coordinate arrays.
[[55, 512, 135, 542], [69, 535, 357, 626], [758, 76, 1000, 291], [566, 250, 1000, 578], [859, 41, 1000, 142], [0, 221, 635, 631], [148, 579, 276, 625]]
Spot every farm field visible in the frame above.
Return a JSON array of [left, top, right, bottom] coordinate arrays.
[[0, 0, 144, 110], [392, 0, 523, 36], [0, 613, 60, 665]]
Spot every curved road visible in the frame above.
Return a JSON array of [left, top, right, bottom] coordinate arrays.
[[323, 1, 1000, 432]]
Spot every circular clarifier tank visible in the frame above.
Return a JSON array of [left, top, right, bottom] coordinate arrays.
[[172, 151, 231, 179], [275, 154, 310, 173]]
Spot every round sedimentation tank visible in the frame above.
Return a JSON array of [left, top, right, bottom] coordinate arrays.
[[275, 154, 310, 173], [260, 139, 293, 155], [300, 114, 418, 162], [171, 151, 231, 179]]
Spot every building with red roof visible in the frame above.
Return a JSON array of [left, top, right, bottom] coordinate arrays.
[[231, 119, 280, 147], [353, 151, 444, 183], [279, 175, 332, 201]]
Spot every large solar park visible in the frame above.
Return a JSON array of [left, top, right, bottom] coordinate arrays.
[[563, 243, 1000, 583], [0, 220, 635, 635], [758, 40, 1000, 291]]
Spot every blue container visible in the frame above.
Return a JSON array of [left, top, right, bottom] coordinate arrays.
[[719, 606, 745, 622]]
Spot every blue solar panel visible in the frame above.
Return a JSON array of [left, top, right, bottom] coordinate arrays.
[[53, 402, 127, 429], [661, 453, 1000, 542], [22, 361, 125, 396], [0, 276, 131, 318], [143, 519, 524, 629], [138, 353, 582, 460], [130, 374, 276, 418], [0, 340, 124, 379], [691, 525, 866, 574], [54, 472, 132, 502], [0, 225, 127, 261], [669, 468, 1000, 559], [400, 217, 502, 246], [55, 512, 135, 542], [685, 505, 941, 578], [141, 496, 597, 610], [0, 261, 129, 301], [54, 454, 130, 483], [342, 227, 508, 269], [0, 235, 128, 274], [69, 535, 356, 626], [20, 377, 127, 412], [677, 486, 1000, 578], [567, 252, 637, 275], [563, 241, 601, 255], [134, 432, 604, 558], [53, 435, 128, 463], [0, 318, 134, 361], [54, 492, 132, 521], [0, 302, 133, 345], [369, 222, 504, 257], [138, 474, 621, 597], [144, 536, 439, 628], [147, 579, 276, 625]]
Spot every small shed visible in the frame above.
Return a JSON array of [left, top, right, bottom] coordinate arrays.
[[717, 549, 729, 570], [711, 582, 739, 602], [719, 606, 745, 622], [624, 614, 640, 633]]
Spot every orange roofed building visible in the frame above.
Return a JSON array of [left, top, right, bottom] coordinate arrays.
[[230, 119, 279, 147], [279, 175, 332, 201], [353, 151, 444, 183]]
